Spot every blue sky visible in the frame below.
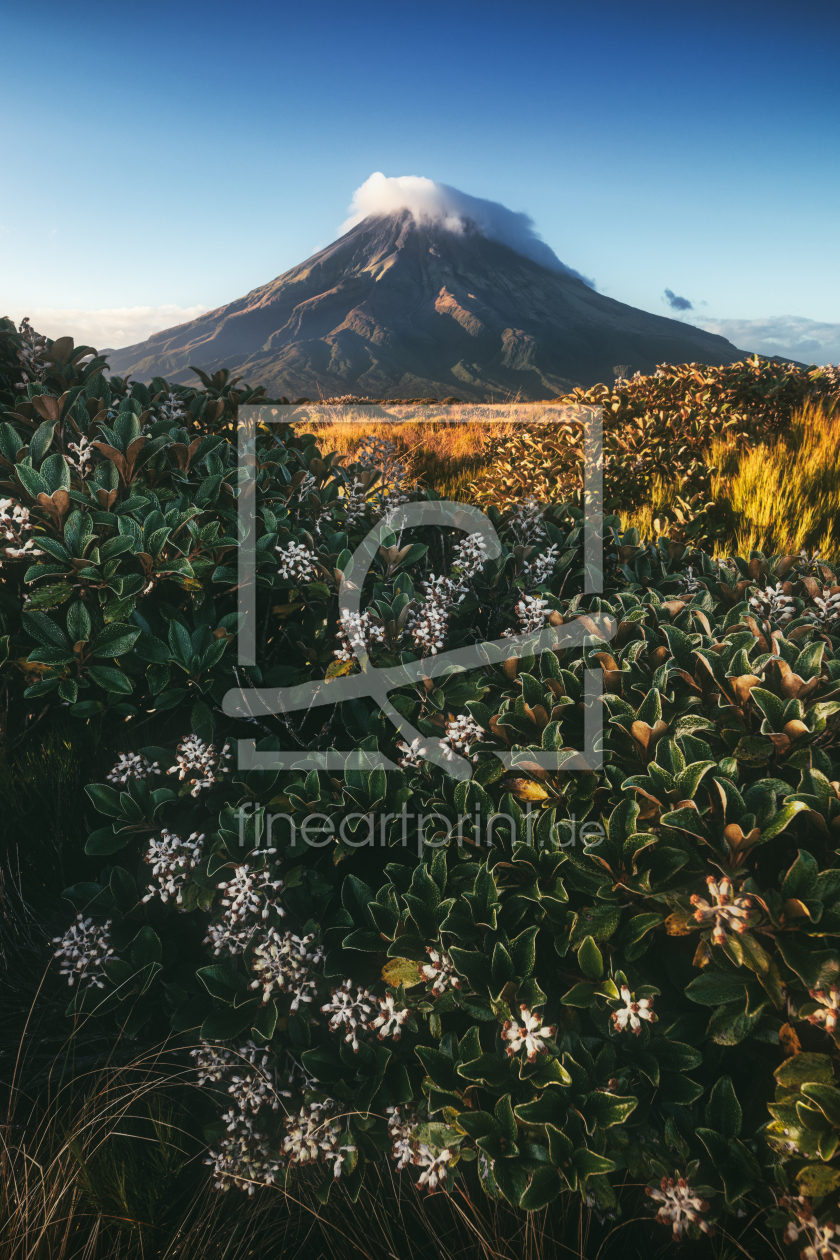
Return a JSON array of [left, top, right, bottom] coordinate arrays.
[[2, 0, 839, 361]]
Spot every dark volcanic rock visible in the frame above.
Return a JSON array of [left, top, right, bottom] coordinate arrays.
[[108, 211, 744, 399]]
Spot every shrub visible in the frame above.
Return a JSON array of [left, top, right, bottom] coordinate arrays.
[[470, 356, 840, 548], [6, 318, 840, 1254]]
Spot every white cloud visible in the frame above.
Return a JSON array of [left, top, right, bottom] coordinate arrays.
[[7, 305, 209, 351], [698, 314, 840, 366], [341, 172, 595, 286]]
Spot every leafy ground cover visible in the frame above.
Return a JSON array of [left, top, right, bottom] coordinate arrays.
[[1, 316, 840, 1259]]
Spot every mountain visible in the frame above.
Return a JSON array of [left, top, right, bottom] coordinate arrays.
[[107, 211, 745, 399]]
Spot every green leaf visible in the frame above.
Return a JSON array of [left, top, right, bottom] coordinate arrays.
[[91, 622, 141, 658], [520, 1166, 561, 1210], [197, 965, 249, 1004], [577, 935, 603, 980], [707, 1076, 742, 1138], [684, 971, 749, 1006]]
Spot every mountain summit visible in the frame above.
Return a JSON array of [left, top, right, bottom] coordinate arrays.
[[108, 208, 743, 399]]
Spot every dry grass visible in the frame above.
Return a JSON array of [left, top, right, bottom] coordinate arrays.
[[711, 398, 840, 556], [301, 419, 512, 501]]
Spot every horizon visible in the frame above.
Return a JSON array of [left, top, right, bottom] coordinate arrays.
[[2, 0, 839, 365]]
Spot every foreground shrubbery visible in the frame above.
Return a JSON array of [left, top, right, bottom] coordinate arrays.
[[4, 316, 840, 1257]]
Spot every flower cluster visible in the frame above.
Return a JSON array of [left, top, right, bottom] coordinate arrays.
[[142, 829, 205, 905], [407, 575, 464, 655], [386, 1104, 420, 1169], [282, 1098, 356, 1180], [333, 608, 386, 662], [646, 1175, 712, 1239], [439, 714, 484, 762], [807, 587, 840, 628], [321, 981, 411, 1048], [249, 930, 324, 1009], [806, 984, 840, 1035], [276, 540, 319, 583], [750, 581, 796, 624], [506, 594, 551, 636], [525, 543, 560, 587], [320, 980, 375, 1052], [690, 876, 752, 945], [397, 736, 429, 768], [452, 531, 489, 583], [107, 751, 160, 785], [156, 389, 189, 426], [14, 317, 49, 386], [502, 1005, 557, 1062], [414, 1145, 453, 1190], [611, 986, 656, 1035], [218, 862, 285, 923], [420, 947, 462, 995], [506, 497, 546, 545], [168, 735, 232, 796], [52, 915, 114, 989], [0, 498, 42, 559], [67, 435, 94, 476]]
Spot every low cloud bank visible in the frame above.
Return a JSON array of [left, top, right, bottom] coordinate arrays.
[[698, 314, 840, 366], [342, 172, 595, 287], [9, 305, 209, 351]]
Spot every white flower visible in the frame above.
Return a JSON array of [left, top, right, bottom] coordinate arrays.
[[807, 587, 840, 628], [370, 993, 411, 1041], [0, 497, 42, 556], [397, 736, 428, 768], [646, 1176, 711, 1239], [156, 389, 188, 426], [168, 734, 231, 796], [107, 751, 160, 785], [414, 1144, 452, 1189], [67, 435, 94, 475], [386, 1104, 420, 1169], [142, 829, 205, 906], [218, 863, 286, 922], [505, 594, 551, 636], [333, 608, 386, 662], [439, 714, 484, 763], [749, 581, 795, 624], [205, 1132, 283, 1194], [807, 984, 840, 1035], [525, 543, 560, 587], [276, 540, 319, 583], [52, 915, 114, 989], [452, 532, 488, 583], [420, 948, 462, 996], [690, 875, 752, 945], [611, 985, 656, 1035], [407, 575, 464, 655], [281, 1098, 355, 1179], [249, 929, 324, 1009], [321, 979, 374, 1052], [204, 918, 256, 957], [502, 1004, 556, 1062], [506, 497, 546, 545]]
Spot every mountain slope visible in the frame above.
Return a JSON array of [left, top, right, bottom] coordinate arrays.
[[107, 211, 744, 399]]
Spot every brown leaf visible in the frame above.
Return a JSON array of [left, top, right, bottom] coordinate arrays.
[[779, 1023, 803, 1056], [730, 674, 761, 706], [30, 394, 60, 423], [665, 910, 695, 936], [48, 336, 75, 365], [91, 442, 127, 479]]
